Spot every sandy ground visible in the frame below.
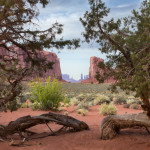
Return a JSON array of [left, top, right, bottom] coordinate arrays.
[[0, 105, 150, 150]]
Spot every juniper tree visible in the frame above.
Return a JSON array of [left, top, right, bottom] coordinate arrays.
[[80, 0, 150, 115], [0, 0, 79, 109]]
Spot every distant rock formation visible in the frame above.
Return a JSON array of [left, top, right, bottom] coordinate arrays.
[[81, 56, 115, 84], [62, 74, 88, 83], [0, 46, 62, 81]]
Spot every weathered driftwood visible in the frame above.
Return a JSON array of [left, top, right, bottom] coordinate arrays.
[[0, 112, 89, 139], [100, 112, 150, 140]]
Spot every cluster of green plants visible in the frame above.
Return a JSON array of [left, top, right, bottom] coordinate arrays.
[[67, 91, 142, 116], [30, 77, 64, 110], [99, 103, 117, 116], [19, 81, 142, 115]]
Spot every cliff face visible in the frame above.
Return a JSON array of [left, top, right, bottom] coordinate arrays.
[[82, 56, 115, 83], [38, 51, 62, 80], [0, 46, 62, 81], [89, 57, 104, 83]]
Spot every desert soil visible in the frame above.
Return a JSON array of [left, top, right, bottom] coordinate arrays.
[[0, 105, 150, 150]]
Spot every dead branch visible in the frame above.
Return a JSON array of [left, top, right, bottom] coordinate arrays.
[[0, 112, 89, 140]]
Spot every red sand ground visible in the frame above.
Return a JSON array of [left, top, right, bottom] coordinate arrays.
[[0, 105, 150, 150]]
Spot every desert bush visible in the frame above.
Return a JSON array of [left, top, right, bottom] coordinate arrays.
[[64, 111, 68, 116], [99, 103, 117, 116], [7, 99, 20, 112], [76, 101, 89, 110], [113, 95, 127, 104], [85, 95, 96, 102], [30, 77, 64, 110], [127, 96, 142, 105], [127, 99, 136, 105], [123, 104, 130, 108], [129, 103, 139, 109], [88, 101, 94, 107], [70, 97, 79, 106], [19, 92, 32, 103], [63, 97, 70, 105], [76, 94, 86, 101], [77, 109, 88, 116], [94, 95, 110, 105], [21, 100, 33, 108]]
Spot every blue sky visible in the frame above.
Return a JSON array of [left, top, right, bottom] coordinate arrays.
[[37, 0, 143, 80]]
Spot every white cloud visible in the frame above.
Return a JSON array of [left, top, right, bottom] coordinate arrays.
[[117, 4, 130, 8]]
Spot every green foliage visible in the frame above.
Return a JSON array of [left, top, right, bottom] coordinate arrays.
[[70, 97, 80, 106], [129, 104, 139, 110], [63, 97, 70, 105], [80, 0, 150, 113], [64, 111, 68, 116], [123, 104, 130, 108], [0, 0, 79, 109], [99, 103, 117, 116], [85, 94, 96, 102], [30, 77, 64, 110], [95, 71, 104, 83], [7, 100, 20, 112], [19, 92, 32, 103], [76, 94, 86, 101], [94, 94, 111, 105], [113, 95, 127, 105], [77, 109, 88, 116], [76, 101, 89, 110]]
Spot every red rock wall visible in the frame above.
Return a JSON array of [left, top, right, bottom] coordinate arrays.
[[0, 46, 62, 81], [81, 56, 115, 84], [37, 50, 62, 80]]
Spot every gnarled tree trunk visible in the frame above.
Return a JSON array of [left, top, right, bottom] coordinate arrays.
[[0, 112, 89, 139], [100, 112, 150, 140]]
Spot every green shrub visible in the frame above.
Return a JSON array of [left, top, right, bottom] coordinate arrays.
[[85, 95, 95, 102], [129, 103, 139, 109], [77, 109, 88, 116], [127, 98, 142, 105], [76, 94, 86, 101], [99, 103, 117, 116], [70, 97, 79, 106], [64, 111, 68, 115], [76, 101, 89, 110], [123, 104, 130, 108], [7, 100, 20, 112], [30, 77, 64, 110], [21, 101, 33, 108], [19, 92, 31, 103], [94, 95, 110, 105], [63, 97, 70, 105], [88, 101, 94, 107], [113, 95, 127, 104]]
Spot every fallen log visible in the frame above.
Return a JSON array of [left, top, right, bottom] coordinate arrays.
[[100, 112, 150, 140], [0, 112, 89, 139]]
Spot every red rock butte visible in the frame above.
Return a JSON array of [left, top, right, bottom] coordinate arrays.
[[81, 56, 115, 84], [0, 46, 63, 81]]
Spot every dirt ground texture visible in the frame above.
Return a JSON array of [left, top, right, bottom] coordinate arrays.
[[0, 105, 150, 150]]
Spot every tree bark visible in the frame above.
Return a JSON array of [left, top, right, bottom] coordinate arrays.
[[100, 113, 150, 140], [0, 112, 89, 138], [141, 99, 150, 116]]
